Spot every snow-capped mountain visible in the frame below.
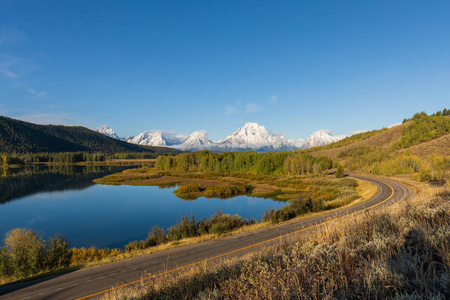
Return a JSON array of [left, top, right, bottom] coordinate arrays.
[[125, 131, 187, 147], [126, 131, 167, 146], [212, 122, 297, 151], [96, 123, 345, 152], [301, 130, 346, 149], [97, 125, 120, 139], [175, 131, 212, 150]]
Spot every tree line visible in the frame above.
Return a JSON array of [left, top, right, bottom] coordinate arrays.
[[1, 152, 170, 166], [156, 150, 336, 176], [395, 111, 450, 150]]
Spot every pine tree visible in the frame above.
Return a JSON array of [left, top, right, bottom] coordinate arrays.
[[336, 165, 345, 178]]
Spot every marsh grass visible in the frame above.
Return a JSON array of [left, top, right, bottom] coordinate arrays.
[[103, 189, 450, 300], [173, 183, 251, 200]]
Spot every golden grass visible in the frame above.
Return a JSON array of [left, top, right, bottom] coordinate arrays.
[[354, 177, 377, 200], [312, 122, 408, 161], [407, 133, 450, 157]]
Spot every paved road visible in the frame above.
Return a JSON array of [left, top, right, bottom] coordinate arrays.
[[0, 174, 412, 300]]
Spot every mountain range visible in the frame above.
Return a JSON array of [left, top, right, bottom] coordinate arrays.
[[97, 122, 346, 152]]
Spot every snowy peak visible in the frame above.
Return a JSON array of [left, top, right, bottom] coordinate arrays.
[[126, 131, 167, 147], [301, 130, 345, 149], [97, 125, 120, 139], [125, 131, 187, 147], [222, 122, 273, 145], [120, 122, 344, 152], [176, 131, 212, 150], [214, 122, 296, 151]]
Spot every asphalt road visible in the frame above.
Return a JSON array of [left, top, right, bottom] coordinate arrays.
[[0, 174, 413, 300]]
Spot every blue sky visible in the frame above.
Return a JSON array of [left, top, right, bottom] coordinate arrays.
[[0, 1, 449, 140]]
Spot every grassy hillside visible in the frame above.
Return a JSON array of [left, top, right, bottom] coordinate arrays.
[[311, 127, 390, 151], [0, 116, 180, 154], [308, 112, 450, 184], [313, 113, 450, 161], [312, 122, 409, 160], [408, 133, 450, 157]]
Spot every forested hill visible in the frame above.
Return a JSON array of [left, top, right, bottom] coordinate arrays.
[[0, 116, 180, 154]]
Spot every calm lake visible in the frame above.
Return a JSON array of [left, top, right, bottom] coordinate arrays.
[[0, 166, 287, 249]]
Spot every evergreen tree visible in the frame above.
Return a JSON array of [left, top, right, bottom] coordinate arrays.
[[336, 165, 345, 178]]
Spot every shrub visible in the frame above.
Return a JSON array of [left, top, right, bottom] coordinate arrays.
[[336, 165, 345, 178], [262, 197, 324, 223], [0, 247, 11, 277], [4, 228, 46, 277], [210, 223, 227, 235], [46, 234, 71, 269], [168, 214, 197, 240], [174, 184, 205, 198], [203, 185, 249, 197], [146, 226, 167, 246], [125, 240, 147, 252], [70, 247, 123, 265]]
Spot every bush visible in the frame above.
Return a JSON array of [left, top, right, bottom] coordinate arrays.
[[174, 184, 205, 198], [336, 165, 345, 178], [176, 184, 205, 194], [146, 226, 167, 246], [262, 197, 324, 223], [46, 234, 71, 269], [4, 228, 46, 277], [210, 223, 227, 235], [0, 247, 11, 277], [70, 247, 122, 265], [168, 214, 197, 240], [203, 185, 249, 197], [125, 240, 147, 252]]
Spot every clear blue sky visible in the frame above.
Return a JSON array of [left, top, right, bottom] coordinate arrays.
[[0, 1, 449, 140]]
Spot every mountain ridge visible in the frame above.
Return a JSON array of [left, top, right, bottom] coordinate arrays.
[[101, 122, 345, 152], [0, 116, 181, 154]]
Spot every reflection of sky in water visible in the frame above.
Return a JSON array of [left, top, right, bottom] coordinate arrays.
[[0, 184, 287, 249]]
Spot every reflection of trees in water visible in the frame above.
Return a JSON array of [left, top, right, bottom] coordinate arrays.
[[0, 165, 135, 204]]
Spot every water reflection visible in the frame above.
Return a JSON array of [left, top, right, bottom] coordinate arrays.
[[0, 165, 135, 204], [0, 165, 288, 248]]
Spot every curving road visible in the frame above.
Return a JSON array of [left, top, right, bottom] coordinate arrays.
[[0, 174, 412, 300]]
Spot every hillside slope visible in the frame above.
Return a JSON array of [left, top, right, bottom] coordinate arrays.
[[408, 133, 450, 157], [0, 116, 181, 154], [313, 115, 450, 160], [312, 122, 408, 160]]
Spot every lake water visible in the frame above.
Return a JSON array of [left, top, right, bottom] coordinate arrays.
[[0, 166, 287, 249]]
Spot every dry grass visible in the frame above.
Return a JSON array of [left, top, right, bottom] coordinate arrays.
[[312, 122, 408, 161], [407, 133, 450, 157], [94, 170, 230, 187], [94, 169, 363, 201], [389, 174, 446, 195], [103, 184, 450, 300], [344, 177, 378, 206]]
